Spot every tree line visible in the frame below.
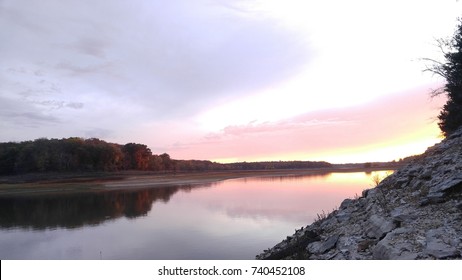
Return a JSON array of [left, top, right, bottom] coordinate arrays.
[[0, 138, 332, 175], [0, 138, 172, 175]]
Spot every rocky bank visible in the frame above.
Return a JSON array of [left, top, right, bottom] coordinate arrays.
[[257, 128, 462, 260]]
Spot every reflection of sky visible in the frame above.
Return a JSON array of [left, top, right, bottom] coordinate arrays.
[[185, 171, 394, 224], [0, 172, 393, 259]]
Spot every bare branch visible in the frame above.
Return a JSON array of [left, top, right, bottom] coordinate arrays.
[[420, 57, 443, 65], [429, 86, 446, 98], [419, 58, 447, 78]]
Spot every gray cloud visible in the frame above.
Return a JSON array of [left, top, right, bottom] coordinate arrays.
[[30, 100, 84, 110], [66, 37, 109, 58], [83, 128, 114, 139], [55, 62, 113, 76], [1, 0, 311, 117], [0, 0, 312, 143], [65, 102, 84, 109], [0, 96, 60, 128], [116, 3, 311, 115]]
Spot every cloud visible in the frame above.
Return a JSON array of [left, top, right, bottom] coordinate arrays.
[[65, 37, 109, 58], [0, 96, 60, 128], [83, 128, 114, 139], [55, 62, 113, 77], [221, 118, 355, 136], [30, 100, 84, 110], [1, 0, 312, 122]]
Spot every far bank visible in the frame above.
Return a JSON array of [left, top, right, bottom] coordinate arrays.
[[0, 165, 400, 196]]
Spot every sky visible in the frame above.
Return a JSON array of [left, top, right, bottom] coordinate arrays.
[[1, 0, 461, 164]]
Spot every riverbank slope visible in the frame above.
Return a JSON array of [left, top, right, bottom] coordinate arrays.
[[257, 128, 462, 260]]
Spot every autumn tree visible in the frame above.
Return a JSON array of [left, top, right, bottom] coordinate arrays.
[[122, 143, 152, 170]]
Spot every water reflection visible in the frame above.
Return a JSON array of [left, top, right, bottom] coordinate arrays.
[[0, 171, 395, 259], [237, 173, 330, 182], [325, 170, 393, 184], [0, 183, 214, 230]]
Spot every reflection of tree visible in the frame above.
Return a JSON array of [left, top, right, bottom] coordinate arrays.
[[0, 183, 212, 230]]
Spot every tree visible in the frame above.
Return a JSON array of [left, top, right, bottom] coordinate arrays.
[[122, 143, 152, 170], [424, 18, 462, 136]]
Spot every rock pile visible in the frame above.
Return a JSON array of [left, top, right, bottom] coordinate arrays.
[[257, 128, 462, 260]]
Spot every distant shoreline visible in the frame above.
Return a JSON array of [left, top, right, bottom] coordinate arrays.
[[0, 166, 400, 196]]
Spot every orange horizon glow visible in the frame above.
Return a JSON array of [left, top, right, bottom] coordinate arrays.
[[209, 123, 442, 164], [167, 86, 446, 164]]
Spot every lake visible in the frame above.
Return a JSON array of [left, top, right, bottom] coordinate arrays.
[[0, 170, 391, 259]]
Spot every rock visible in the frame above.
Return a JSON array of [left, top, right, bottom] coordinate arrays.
[[366, 214, 397, 239], [357, 239, 377, 252], [362, 189, 370, 198], [306, 241, 322, 254], [396, 177, 409, 186], [419, 169, 432, 180], [335, 212, 351, 223], [307, 234, 340, 255], [419, 197, 445, 207], [365, 188, 379, 200], [448, 129, 462, 139], [456, 201, 462, 210], [339, 199, 353, 210], [372, 228, 417, 260], [372, 240, 394, 259], [340, 249, 349, 255], [425, 243, 459, 259], [429, 177, 462, 195], [319, 235, 340, 254], [320, 215, 339, 228], [390, 207, 412, 226], [424, 228, 461, 259], [407, 167, 421, 177]]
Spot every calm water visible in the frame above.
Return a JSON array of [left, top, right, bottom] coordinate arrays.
[[0, 171, 391, 259]]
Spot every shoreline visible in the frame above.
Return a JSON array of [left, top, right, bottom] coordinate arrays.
[[0, 166, 399, 196], [256, 129, 462, 260]]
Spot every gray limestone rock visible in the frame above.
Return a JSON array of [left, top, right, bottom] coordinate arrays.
[[319, 234, 340, 254], [424, 228, 460, 259], [430, 177, 462, 194], [419, 169, 432, 180], [306, 234, 340, 255], [339, 199, 353, 210], [362, 188, 370, 198], [365, 188, 379, 200], [335, 212, 351, 223], [306, 241, 322, 254], [357, 239, 377, 252], [390, 207, 412, 226], [372, 228, 417, 260], [366, 214, 397, 239]]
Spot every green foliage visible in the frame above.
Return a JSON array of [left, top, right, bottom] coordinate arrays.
[[425, 18, 462, 136]]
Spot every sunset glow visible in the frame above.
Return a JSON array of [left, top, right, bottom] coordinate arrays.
[[1, 0, 461, 163]]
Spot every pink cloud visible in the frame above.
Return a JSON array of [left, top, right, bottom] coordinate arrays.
[[167, 86, 445, 162]]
